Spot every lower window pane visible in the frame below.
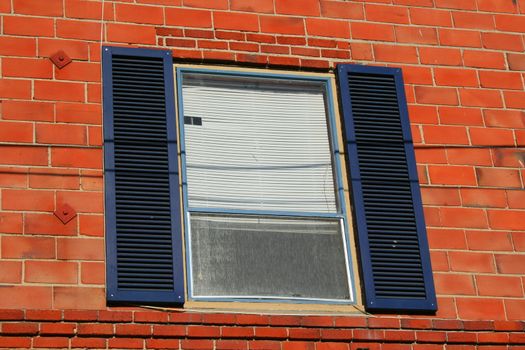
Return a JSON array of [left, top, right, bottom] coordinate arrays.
[[190, 213, 351, 301]]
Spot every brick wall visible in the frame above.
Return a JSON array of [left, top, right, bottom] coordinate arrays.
[[0, 0, 524, 348]]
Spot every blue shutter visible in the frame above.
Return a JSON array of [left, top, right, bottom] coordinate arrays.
[[337, 64, 436, 312], [103, 46, 184, 304]]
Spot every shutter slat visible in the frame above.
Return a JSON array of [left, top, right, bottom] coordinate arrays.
[[338, 64, 437, 312]]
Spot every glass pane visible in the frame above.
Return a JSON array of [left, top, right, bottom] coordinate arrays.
[[182, 73, 337, 213], [190, 213, 351, 300]]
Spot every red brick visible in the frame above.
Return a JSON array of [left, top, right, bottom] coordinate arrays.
[[482, 32, 524, 52], [166, 7, 212, 28], [504, 91, 525, 109], [469, 229, 514, 252], [439, 28, 481, 48], [254, 327, 288, 338], [476, 275, 523, 297], [0, 336, 32, 348], [107, 23, 157, 45], [56, 19, 102, 41], [410, 7, 452, 26], [81, 261, 105, 284], [26, 310, 62, 321], [351, 22, 395, 42], [183, 0, 227, 9], [0, 36, 36, 57], [34, 81, 85, 102], [81, 170, 103, 192], [25, 260, 78, 284], [430, 251, 450, 271], [71, 338, 107, 349], [65, 0, 114, 20], [0, 167, 27, 189], [508, 53, 525, 70], [56, 191, 103, 214], [505, 299, 525, 321], [288, 328, 321, 340], [29, 167, 80, 190], [428, 165, 477, 186], [423, 125, 469, 145], [134, 311, 169, 323], [427, 228, 467, 249], [419, 47, 462, 66], [2, 322, 39, 335], [2, 101, 54, 122], [441, 207, 488, 229], [513, 232, 525, 251], [0, 121, 33, 143], [470, 127, 514, 147], [495, 254, 525, 273], [38, 38, 89, 60], [152, 325, 186, 337], [77, 323, 114, 336], [36, 123, 88, 146], [79, 215, 104, 237], [214, 12, 258, 32], [268, 315, 302, 326], [2, 189, 54, 212], [476, 168, 521, 188], [0, 286, 52, 309], [415, 86, 458, 105], [57, 237, 104, 260], [13, 0, 63, 16], [51, 148, 102, 168], [460, 188, 507, 208], [439, 106, 484, 126], [221, 326, 254, 338], [115, 3, 163, 24], [421, 188, 460, 206], [416, 331, 447, 342], [484, 109, 525, 128], [3, 58, 53, 80], [459, 89, 503, 108], [0, 261, 22, 283], [115, 324, 152, 337], [320, 1, 363, 19], [0, 79, 31, 99], [275, 0, 320, 16], [261, 45, 289, 54], [55, 61, 101, 82], [395, 26, 438, 45], [433, 68, 478, 87], [108, 338, 144, 349], [366, 4, 409, 23], [456, 298, 505, 321], [248, 33, 276, 44], [40, 323, 76, 336], [449, 251, 495, 272], [479, 71, 523, 90], [306, 18, 350, 38], [374, 44, 418, 63], [230, 0, 273, 13], [282, 341, 315, 350], [452, 11, 495, 30], [435, 0, 476, 9], [478, 0, 519, 13], [180, 339, 214, 350], [447, 332, 478, 343], [350, 43, 373, 60], [446, 148, 492, 166], [384, 330, 416, 342], [54, 287, 105, 310], [64, 310, 98, 321], [2, 236, 55, 259], [147, 339, 182, 349], [25, 213, 77, 236], [463, 50, 506, 69], [495, 14, 525, 32]]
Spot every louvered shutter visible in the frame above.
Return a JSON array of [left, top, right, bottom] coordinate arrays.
[[103, 47, 184, 304], [337, 64, 436, 312]]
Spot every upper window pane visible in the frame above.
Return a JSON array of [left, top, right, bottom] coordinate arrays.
[[181, 73, 337, 213]]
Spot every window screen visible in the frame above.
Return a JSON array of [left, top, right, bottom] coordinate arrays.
[[179, 71, 352, 302]]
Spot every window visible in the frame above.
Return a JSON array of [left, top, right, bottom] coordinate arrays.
[[103, 46, 437, 312], [178, 70, 353, 303]]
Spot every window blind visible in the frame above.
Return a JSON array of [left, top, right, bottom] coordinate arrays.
[[181, 73, 337, 213]]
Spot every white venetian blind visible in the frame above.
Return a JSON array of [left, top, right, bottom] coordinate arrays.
[[182, 73, 337, 213]]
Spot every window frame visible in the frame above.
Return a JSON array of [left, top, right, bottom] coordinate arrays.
[[174, 66, 358, 305]]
